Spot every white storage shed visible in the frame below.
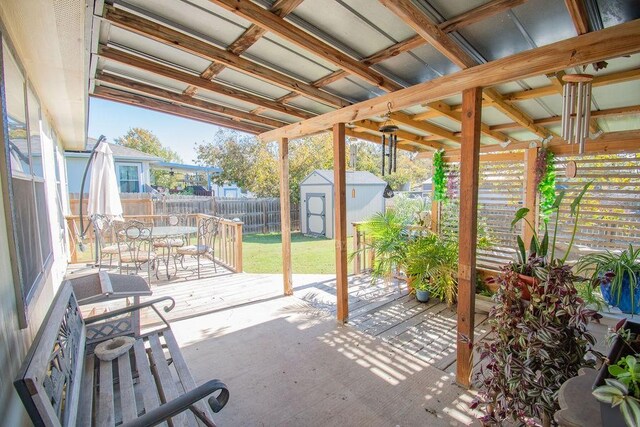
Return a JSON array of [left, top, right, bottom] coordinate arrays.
[[300, 170, 386, 239]]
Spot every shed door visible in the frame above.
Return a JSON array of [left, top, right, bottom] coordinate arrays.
[[305, 193, 326, 237]]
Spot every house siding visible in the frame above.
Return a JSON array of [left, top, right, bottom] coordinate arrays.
[[66, 154, 153, 194]]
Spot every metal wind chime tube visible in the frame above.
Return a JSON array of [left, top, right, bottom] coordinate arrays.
[[561, 74, 593, 154], [381, 133, 386, 175]]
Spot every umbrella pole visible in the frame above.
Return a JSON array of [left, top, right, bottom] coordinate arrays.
[[76, 135, 106, 270]]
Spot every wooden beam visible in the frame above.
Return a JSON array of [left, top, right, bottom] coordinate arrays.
[[523, 147, 538, 246], [353, 120, 444, 150], [456, 87, 482, 388], [97, 72, 288, 129], [105, 6, 348, 108], [503, 67, 640, 100], [565, 0, 589, 35], [430, 152, 525, 162], [259, 19, 640, 142], [99, 46, 314, 119], [483, 88, 551, 138], [490, 104, 640, 130], [426, 101, 510, 142], [439, 0, 529, 33], [333, 123, 349, 323], [92, 86, 269, 134], [390, 112, 462, 144], [279, 137, 293, 296], [548, 130, 640, 155], [209, 0, 402, 92], [379, 0, 477, 69]]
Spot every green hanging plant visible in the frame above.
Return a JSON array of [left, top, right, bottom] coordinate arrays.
[[535, 148, 556, 221], [433, 149, 447, 202]]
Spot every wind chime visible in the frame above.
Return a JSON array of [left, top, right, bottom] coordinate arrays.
[[379, 103, 398, 198], [561, 74, 593, 177]]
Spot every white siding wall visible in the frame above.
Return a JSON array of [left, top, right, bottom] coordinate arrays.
[[66, 155, 152, 194]]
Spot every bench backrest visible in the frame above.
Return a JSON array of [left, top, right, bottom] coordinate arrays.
[[14, 282, 86, 427]]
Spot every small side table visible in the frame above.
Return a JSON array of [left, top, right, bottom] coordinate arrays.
[[554, 368, 601, 427], [68, 272, 152, 347]]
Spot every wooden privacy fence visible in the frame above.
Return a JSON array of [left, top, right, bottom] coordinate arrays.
[[68, 194, 299, 235], [65, 213, 243, 272]]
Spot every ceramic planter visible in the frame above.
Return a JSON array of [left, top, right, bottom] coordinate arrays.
[[415, 289, 430, 302], [600, 272, 640, 314], [593, 319, 640, 427], [516, 274, 537, 301]]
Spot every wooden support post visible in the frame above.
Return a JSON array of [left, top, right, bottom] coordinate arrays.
[[278, 137, 293, 296], [523, 147, 539, 246], [333, 123, 348, 323], [456, 87, 482, 388]]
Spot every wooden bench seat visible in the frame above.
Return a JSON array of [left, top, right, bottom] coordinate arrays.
[[15, 282, 229, 427]]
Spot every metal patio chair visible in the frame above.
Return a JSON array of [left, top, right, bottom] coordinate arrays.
[[176, 216, 220, 279], [116, 220, 156, 283], [91, 214, 121, 270]]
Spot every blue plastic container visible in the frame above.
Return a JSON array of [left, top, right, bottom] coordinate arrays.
[[601, 273, 640, 314], [415, 289, 430, 303]]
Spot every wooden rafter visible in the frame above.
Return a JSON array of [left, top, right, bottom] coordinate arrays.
[[92, 86, 269, 134], [275, 0, 531, 104], [503, 67, 640, 100], [379, 0, 549, 138], [96, 72, 288, 129], [439, 0, 529, 33], [105, 6, 348, 109], [565, 0, 590, 35], [98, 46, 314, 119], [426, 101, 511, 142], [258, 19, 640, 141], [389, 112, 462, 144], [208, 0, 402, 92], [489, 104, 640, 130]]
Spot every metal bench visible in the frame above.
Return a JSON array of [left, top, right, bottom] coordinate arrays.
[[14, 281, 229, 426]]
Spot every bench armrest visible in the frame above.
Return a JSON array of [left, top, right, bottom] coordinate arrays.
[[85, 297, 175, 325], [122, 379, 229, 427]]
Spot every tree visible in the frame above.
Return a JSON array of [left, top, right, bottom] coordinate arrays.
[[195, 129, 431, 202], [114, 128, 182, 189]]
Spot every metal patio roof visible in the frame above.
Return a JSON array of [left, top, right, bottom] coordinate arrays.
[[88, 0, 640, 153]]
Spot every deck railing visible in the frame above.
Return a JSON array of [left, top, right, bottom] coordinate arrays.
[[352, 222, 374, 275], [65, 213, 244, 273]]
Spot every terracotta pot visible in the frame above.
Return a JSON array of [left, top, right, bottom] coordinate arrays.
[[516, 274, 537, 300]]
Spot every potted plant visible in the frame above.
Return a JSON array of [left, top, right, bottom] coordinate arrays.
[[577, 245, 640, 314], [508, 181, 592, 299], [473, 264, 600, 426], [593, 320, 640, 427], [405, 232, 457, 305]]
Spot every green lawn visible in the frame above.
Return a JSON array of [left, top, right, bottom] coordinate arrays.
[[242, 232, 353, 274]]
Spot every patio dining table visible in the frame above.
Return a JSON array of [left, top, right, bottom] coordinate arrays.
[[151, 225, 198, 280]]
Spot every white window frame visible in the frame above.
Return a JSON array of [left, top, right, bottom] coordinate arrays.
[[115, 162, 142, 193]]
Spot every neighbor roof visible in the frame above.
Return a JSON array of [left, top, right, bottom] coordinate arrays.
[[88, 0, 640, 153], [305, 170, 386, 186], [65, 137, 162, 162], [154, 161, 222, 174]]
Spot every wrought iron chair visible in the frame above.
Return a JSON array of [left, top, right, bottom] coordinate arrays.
[[115, 220, 156, 283], [91, 214, 121, 270], [153, 214, 188, 279], [176, 216, 220, 279]]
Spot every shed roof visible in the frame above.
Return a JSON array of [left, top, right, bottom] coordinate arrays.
[[303, 170, 386, 186]]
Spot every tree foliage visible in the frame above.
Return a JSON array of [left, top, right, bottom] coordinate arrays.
[[114, 128, 182, 189], [195, 129, 430, 202]]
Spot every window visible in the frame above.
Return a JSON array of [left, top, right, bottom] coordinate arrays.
[[116, 163, 141, 193], [1, 39, 53, 327]]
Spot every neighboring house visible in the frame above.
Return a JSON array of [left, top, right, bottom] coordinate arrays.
[[152, 161, 250, 198], [64, 137, 161, 195], [300, 170, 386, 238]]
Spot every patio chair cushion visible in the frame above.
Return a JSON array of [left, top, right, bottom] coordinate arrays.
[[176, 244, 210, 255], [120, 252, 157, 263], [102, 243, 127, 254], [153, 239, 185, 248]]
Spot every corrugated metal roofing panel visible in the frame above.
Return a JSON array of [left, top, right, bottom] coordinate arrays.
[[323, 76, 383, 102], [99, 59, 189, 92], [122, 0, 251, 47], [509, 0, 578, 45], [478, 107, 512, 126], [378, 46, 458, 85], [194, 89, 261, 112], [598, 115, 640, 132], [511, 99, 557, 120], [456, 12, 529, 62], [597, 0, 640, 28], [428, 0, 488, 19], [285, 97, 336, 115], [425, 116, 460, 132], [243, 35, 338, 83], [107, 26, 211, 73], [592, 81, 640, 109], [257, 110, 300, 124], [215, 67, 291, 100]]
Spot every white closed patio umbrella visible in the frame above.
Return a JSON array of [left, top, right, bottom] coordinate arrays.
[[87, 140, 123, 221]]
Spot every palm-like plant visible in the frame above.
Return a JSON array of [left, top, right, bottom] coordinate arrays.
[[358, 211, 409, 280]]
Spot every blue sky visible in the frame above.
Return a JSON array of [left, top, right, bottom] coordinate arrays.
[[88, 98, 234, 164]]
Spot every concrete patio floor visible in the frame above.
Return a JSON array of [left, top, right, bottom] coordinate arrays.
[[169, 290, 480, 426]]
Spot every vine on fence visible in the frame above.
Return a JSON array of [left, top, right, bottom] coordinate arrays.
[[535, 147, 556, 221], [433, 149, 447, 202]]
